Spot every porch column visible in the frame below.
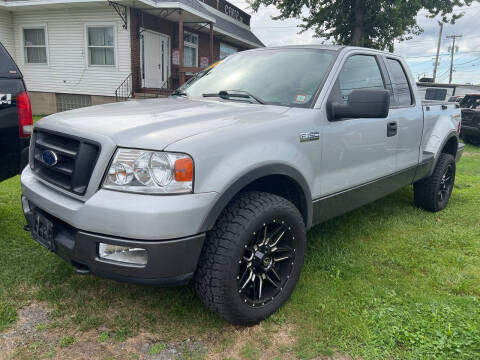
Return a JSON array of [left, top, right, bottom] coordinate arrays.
[[179, 9, 185, 86], [209, 22, 214, 65]]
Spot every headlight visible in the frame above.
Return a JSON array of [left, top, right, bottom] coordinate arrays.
[[103, 149, 193, 194]]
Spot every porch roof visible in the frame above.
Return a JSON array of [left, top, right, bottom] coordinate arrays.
[[137, 0, 264, 48]]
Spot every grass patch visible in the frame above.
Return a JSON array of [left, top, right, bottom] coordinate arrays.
[[60, 335, 75, 347], [0, 145, 479, 359], [149, 343, 166, 355]]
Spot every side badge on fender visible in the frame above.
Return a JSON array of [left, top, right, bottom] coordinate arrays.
[[300, 132, 320, 143]]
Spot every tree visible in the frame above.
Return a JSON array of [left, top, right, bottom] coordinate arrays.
[[248, 0, 476, 51]]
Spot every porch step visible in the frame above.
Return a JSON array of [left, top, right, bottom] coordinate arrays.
[[132, 92, 169, 99]]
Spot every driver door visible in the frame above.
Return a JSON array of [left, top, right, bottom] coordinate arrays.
[[319, 54, 396, 197]]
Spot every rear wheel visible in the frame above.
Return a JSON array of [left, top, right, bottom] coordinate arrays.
[[414, 153, 456, 212], [194, 191, 306, 326]]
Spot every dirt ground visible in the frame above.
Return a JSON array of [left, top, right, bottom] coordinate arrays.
[[0, 302, 352, 360]]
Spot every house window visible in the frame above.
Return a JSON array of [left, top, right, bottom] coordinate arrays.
[[23, 27, 47, 64], [87, 26, 115, 66], [183, 31, 198, 67], [220, 43, 237, 60]]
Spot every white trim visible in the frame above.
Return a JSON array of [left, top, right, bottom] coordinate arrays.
[[84, 22, 118, 68], [21, 24, 49, 66], [213, 26, 262, 49], [136, 0, 216, 23]]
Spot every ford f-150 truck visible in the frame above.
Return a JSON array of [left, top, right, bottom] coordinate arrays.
[[21, 46, 464, 326], [0, 41, 33, 182]]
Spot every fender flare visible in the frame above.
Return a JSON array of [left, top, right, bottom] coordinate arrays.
[[429, 131, 459, 176], [200, 164, 313, 232]]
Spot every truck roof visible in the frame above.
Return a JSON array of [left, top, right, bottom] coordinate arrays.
[[248, 45, 404, 58]]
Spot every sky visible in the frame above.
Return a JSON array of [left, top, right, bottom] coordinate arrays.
[[230, 1, 480, 85]]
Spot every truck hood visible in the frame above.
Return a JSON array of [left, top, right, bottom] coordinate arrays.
[[38, 98, 290, 149]]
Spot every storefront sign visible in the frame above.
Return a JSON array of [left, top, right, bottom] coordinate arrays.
[[200, 0, 251, 26], [200, 57, 209, 68]]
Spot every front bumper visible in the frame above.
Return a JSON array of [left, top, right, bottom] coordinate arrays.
[[22, 198, 205, 285], [21, 166, 218, 240]]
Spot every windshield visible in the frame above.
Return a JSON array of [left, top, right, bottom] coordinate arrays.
[[184, 49, 336, 108], [460, 95, 480, 109]]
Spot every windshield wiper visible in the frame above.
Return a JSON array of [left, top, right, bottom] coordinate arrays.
[[171, 90, 187, 97], [202, 90, 265, 105]]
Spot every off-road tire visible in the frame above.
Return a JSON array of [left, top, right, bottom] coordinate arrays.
[[194, 191, 306, 326], [414, 153, 456, 212]]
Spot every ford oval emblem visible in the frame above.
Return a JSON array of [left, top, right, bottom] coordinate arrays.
[[42, 150, 58, 166]]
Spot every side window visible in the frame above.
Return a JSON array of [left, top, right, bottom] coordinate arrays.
[[23, 27, 48, 64], [386, 58, 412, 106], [87, 26, 115, 66], [337, 55, 385, 103]]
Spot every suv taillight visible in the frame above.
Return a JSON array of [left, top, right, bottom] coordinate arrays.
[[17, 91, 33, 138]]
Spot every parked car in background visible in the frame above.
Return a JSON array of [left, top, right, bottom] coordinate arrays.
[[21, 45, 463, 325], [448, 95, 464, 103], [459, 94, 480, 145], [0, 41, 32, 183]]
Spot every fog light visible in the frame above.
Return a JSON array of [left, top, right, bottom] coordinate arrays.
[[98, 243, 148, 265]]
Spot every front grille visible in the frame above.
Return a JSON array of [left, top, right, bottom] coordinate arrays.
[[31, 129, 100, 195]]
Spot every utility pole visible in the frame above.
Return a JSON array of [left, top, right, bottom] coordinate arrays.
[[447, 34, 462, 84], [433, 22, 443, 83]]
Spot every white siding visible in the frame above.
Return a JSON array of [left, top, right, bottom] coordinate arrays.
[[0, 8, 15, 56], [11, 5, 131, 97]]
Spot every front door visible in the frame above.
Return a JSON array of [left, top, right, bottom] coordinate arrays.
[[319, 54, 397, 197], [142, 30, 170, 89]]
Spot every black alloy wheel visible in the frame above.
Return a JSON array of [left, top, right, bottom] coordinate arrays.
[[238, 220, 296, 307]]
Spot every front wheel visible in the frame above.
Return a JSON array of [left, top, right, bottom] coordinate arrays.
[[194, 191, 306, 326], [414, 153, 456, 212]]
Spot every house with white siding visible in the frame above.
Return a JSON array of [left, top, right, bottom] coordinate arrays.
[[0, 0, 264, 114]]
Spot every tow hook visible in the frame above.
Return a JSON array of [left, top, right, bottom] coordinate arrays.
[[72, 262, 91, 275]]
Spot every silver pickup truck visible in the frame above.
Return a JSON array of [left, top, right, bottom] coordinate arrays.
[[21, 45, 464, 325]]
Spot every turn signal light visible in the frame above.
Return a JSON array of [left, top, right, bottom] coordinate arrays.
[[175, 157, 193, 182]]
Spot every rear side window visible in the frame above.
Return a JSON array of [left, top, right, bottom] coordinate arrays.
[[386, 58, 412, 106], [0, 42, 20, 77], [337, 55, 385, 103]]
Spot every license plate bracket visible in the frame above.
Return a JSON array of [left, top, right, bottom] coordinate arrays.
[[31, 212, 55, 251]]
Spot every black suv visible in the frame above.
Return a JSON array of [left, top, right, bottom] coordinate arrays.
[[0, 41, 33, 182]]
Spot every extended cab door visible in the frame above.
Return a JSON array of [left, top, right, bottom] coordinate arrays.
[[319, 53, 396, 197], [381, 56, 422, 171]]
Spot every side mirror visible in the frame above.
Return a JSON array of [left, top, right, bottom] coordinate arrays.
[[328, 89, 390, 121]]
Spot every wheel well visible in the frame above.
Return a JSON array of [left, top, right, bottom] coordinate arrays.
[[243, 175, 308, 225], [442, 136, 458, 157]]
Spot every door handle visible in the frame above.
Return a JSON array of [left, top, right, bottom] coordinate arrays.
[[387, 121, 398, 137]]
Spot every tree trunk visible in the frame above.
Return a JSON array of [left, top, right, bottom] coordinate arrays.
[[351, 0, 364, 46]]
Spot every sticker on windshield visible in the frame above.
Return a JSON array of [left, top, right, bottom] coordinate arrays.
[[0, 94, 12, 105], [295, 94, 307, 104]]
